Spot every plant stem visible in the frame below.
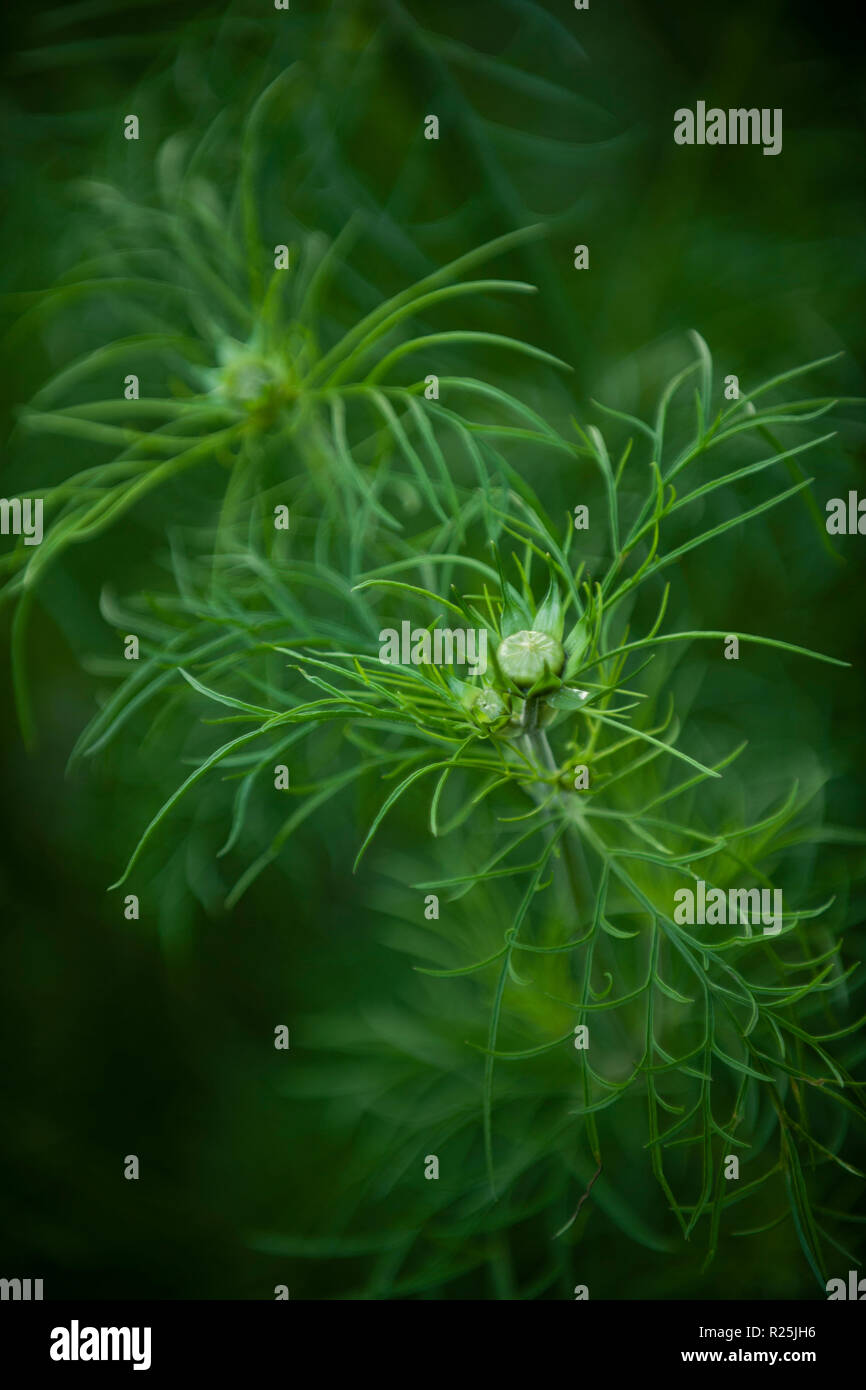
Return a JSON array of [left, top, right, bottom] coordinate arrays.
[[521, 725, 594, 927]]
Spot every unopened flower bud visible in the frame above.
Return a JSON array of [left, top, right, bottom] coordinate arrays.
[[467, 686, 509, 724], [496, 630, 565, 689]]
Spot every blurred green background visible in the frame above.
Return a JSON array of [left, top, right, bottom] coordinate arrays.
[[1, 0, 864, 1299]]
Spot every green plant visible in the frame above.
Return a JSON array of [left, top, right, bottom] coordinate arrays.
[[4, 2, 865, 1309], [2, 99, 576, 741], [72, 334, 865, 1289]]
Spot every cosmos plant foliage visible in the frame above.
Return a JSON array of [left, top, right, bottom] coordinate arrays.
[[4, 68, 865, 1297], [70, 332, 863, 1285], [3, 85, 574, 740]]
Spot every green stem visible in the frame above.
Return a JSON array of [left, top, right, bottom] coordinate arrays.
[[521, 724, 594, 927]]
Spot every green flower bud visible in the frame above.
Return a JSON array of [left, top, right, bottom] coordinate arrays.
[[466, 685, 510, 724], [204, 336, 288, 413], [496, 629, 565, 689], [222, 357, 276, 404]]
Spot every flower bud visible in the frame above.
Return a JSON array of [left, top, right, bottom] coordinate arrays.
[[496, 629, 565, 689], [466, 686, 510, 724]]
